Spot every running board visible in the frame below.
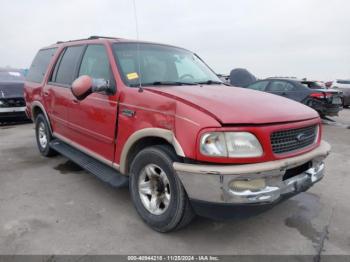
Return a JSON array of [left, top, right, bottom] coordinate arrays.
[[49, 139, 128, 188]]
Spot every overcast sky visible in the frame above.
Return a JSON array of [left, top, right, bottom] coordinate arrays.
[[0, 0, 349, 80]]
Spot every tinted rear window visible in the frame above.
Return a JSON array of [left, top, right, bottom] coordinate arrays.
[[26, 48, 57, 83], [301, 81, 326, 89], [268, 81, 295, 92], [52, 45, 85, 85], [337, 80, 350, 84], [247, 81, 269, 91]]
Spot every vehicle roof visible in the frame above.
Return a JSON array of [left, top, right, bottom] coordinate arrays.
[[262, 77, 303, 82], [41, 35, 188, 51]]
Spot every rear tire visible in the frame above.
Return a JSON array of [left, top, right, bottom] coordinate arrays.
[[35, 114, 57, 157], [129, 145, 195, 232]]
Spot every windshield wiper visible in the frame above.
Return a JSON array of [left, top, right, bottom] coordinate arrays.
[[195, 80, 225, 85], [141, 81, 198, 86]]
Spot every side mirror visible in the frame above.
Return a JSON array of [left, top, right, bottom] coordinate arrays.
[[71, 75, 93, 100], [72, 75, 112, 100]]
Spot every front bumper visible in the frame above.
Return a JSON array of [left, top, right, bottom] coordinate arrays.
[[0, 106, 26, 113], [174, 141, 331, 205], [0, 106, 27, 119]]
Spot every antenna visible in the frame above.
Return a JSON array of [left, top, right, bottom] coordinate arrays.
[[132, 0, 143, 92]]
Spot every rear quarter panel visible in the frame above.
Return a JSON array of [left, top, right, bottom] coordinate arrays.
[[24, 81, 44, 119]]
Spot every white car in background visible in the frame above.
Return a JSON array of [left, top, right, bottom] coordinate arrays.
[[331, 80, 350, 108]]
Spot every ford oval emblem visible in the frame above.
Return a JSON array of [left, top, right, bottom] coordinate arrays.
[[296, 133, 307, 142]]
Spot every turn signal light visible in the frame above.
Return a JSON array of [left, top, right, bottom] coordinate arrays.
[[229, 178, 266, 192]]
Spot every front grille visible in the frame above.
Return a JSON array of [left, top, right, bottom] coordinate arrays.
[[271, 125, 317, 154], [0, 98, 25, 107]]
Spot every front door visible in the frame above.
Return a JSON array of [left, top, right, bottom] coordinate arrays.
[[67, 44, 118, 163]]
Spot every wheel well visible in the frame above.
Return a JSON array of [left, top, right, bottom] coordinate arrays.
[[32, 106, 44, 120], [125, 137, 180, 174]]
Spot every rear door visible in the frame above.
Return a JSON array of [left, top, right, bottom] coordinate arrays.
[[45, 45, 85, 136], [246, 80, 270, 92], [66, 44, 118, 163]]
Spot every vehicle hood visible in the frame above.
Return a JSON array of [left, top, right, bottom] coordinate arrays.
[[145, 85, 319, 124], [0, 81, 24, 99]]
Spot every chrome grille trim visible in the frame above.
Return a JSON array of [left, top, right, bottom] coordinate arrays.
[[271, 125, 318, 154]]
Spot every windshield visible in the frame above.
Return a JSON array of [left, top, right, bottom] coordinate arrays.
[[0, 71, 25, 82], [112, 43, 221, 87]]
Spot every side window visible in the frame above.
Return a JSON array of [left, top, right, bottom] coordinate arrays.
[[51, 45, 85, 86], [79, 45, 110, 81], [268, 81, 295, 92], [26, 48, 57, 83], [248, 81, 269, 91]]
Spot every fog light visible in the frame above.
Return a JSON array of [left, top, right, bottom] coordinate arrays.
[[230, 178, 266, 192]]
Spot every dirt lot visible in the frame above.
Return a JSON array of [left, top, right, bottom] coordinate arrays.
[[0, 110, 349, 256]]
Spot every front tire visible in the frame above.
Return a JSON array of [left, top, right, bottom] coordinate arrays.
[[129, 145, 195, 232], [35, 114, 57, 157]]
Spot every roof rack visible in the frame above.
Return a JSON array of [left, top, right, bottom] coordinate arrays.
[[56, 36, 119, 44], [88, 35, 119, 40]]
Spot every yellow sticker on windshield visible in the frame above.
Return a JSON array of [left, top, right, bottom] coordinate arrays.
[[126, 72, 139, 80]]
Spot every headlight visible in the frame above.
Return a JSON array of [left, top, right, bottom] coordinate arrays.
[[225, 132, 263, 157], [200, 132, 227, 157], [200, 132, 263, 158]]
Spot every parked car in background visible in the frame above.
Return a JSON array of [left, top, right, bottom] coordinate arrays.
[[25, 36, 330, 232], [325, 81, 333, 88], [0, 69, 29, 123], [246, 78, 343, 117], [331, 80, 350, 108]]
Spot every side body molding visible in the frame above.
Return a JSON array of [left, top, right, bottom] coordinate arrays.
[[29, 105, 185, 176], [119, 128, 185, 174]]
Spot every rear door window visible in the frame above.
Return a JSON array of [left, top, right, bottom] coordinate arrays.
[[26, 48, 57, 83], [268, 81, 295, 92], [51, 45, 85, 86], [248, 81, 269, 91]]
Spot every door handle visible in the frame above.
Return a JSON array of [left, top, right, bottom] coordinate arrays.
[[122, 108, 135, 117], [43, 91, 49, 96]]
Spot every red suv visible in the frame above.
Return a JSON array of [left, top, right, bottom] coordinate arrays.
[[24, 36, 331, 232]]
